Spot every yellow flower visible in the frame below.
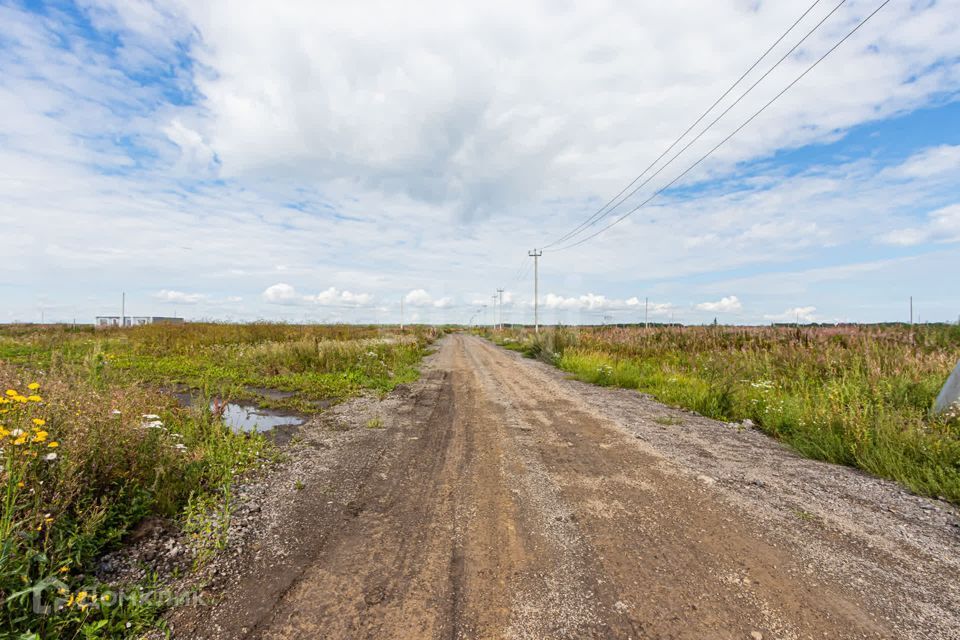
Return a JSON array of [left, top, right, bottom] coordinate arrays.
[[27, 383, 40, 390], [32, 418, 46, 427], [4, 390, 16, 397], [77, 591, 87, 602], [33, 431, 48, 443], [48, 441, 59, 448], [66, 594, 75, 607], [27, 395, 41, 403], [0, 427, 9, 439], [13, 435, 27, 446], [59, 566, 69, 573], [17, 481, 24, 488]]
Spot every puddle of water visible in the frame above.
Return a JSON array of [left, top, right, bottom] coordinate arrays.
[[166, 388, 305, 433], [217, 402, 304, 433]]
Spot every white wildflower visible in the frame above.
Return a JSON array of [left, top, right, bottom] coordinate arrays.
[[44, 452, 58, 462]]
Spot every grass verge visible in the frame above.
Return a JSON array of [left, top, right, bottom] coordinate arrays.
[[0, 323, 439, 638], [487, 324, 960, 503]]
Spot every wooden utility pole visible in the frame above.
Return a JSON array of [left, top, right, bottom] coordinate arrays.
[[528, 250, 542, 333]]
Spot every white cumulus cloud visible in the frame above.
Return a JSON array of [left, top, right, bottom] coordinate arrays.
[[695, 296, 742, 313], [263, 283, 373, 307], [405, 292, 455, 309], [153, 289, 207, 304], [880, 204, 960, 246], [764, 306, 817, 323]]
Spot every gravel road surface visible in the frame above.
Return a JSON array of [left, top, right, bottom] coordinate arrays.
[[170, 334, 960, 640]]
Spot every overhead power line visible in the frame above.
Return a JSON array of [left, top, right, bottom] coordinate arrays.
[[552, 0, 890, 253], [543, 0, 828, 249]]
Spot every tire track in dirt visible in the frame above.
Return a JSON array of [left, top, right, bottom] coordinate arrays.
[[176, 334, 959, 639], [462, 336, 888, 639]]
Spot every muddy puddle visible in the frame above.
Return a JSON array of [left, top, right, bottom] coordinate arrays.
[[169, 387, 305, 435], [216, 402, 305, 433]]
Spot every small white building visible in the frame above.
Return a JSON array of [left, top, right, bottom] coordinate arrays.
[[95, 316, 184, 328]]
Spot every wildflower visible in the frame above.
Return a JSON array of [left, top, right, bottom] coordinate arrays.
[[10, 428, 23, 436], [48, 441, 59, 448], [0, 427, 9, 439], [27, 395, 41, 402], [142, 420, 165, 429], [4, 390, 16, 397], [59, 566, 69, 573], [13, 435, 27, 446], [111, 409, 121, 415], [142, 414, 161, 420], [28, 383, 39, 390], [173, 443, 188, 451], [32, 430, 49, 443], [32, 418, 45, 427], [44, 452, 58, 461]]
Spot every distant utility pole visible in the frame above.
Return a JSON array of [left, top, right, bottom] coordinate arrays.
[[497, 288, 504, 329], [528, 249, 542, 334], [491, 294, 498, 328]]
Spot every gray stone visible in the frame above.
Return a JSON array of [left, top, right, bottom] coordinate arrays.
[[934, 359, 960, 415]]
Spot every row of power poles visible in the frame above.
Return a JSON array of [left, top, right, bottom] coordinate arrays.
[[488, 288, 506, 329], [488, 250, 541, 333]]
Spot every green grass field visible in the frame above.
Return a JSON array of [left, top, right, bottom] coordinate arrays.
[[0, 322, 438, 639], [491, 324, 960, 504]]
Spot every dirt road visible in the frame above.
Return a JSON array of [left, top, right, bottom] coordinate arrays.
[[172, 334, 960, 639]]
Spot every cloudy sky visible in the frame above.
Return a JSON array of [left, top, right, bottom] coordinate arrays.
[[2, 0, 959, 325]]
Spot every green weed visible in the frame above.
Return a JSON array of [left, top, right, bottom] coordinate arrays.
[[488, 324, 960, 504]]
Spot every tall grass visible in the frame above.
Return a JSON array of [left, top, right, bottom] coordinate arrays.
[[490, 324, 960, 503], [0, 323, 439, 638]]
